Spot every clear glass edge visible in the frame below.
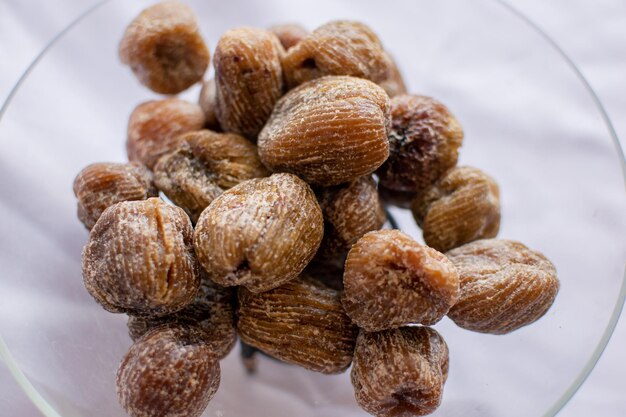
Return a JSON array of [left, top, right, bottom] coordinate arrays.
[[492, 1, 626, 415], [0, 0, 623, 416], [0, 2, 110, 416]]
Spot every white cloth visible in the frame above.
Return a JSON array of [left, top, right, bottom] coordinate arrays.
[[0, 1, 624, 416]]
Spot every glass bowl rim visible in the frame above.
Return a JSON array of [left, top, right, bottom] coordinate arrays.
[[0, 1, 624, 416]]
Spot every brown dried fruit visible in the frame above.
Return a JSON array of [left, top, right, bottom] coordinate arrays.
[[351, 326, 449, 417], [269, 23, 308, 50], [214, 27, 285, 140], [379, 53, 407, 98], [342, 230, 459, 331], [127, 98, 206, 169], [237, 276, 359, 374], [446, 239, 559, 334], [258, 76, 390, 186], [194, 173, 324, 293], [198, 78, 220, 130], [412, 166, 501, 252], [127, 276, 236, 359], [377, 95, 463, 197], [82, 197, 199, 316], [116, 324, 220, 417], [119, 1, 209, 94], [316, 175, 386, 259], [73, 162, 157, 230], [153, 130, 269, 223], [282, 20, 391, 89]]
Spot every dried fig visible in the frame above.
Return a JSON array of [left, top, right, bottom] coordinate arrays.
[[237, 276, 358, 373], [73, 162, 157, 230], [446, 239, 560, 334], [282, 20, 391, 88], [82, 198, 199, 316], [127, 276, 236, 359], [342, 229, 459, 331], [412, 166, 501, 252], [258, 76, 390, 186], [316, 175, 386, 259], [214, 27, 284, 140], [119, 1, 209, 94], [127, 98, 205, 169], [194, 173, 324, 292], [153, 130, 269, 222], [351, 326, 449, 417], [377, 95, 463, 197], [116, 324, 219, 417]]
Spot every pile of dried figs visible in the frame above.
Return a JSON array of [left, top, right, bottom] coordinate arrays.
[[74, 2, 560, 416]]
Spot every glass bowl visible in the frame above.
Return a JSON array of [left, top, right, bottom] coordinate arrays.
[[1, 0, 624, 416]]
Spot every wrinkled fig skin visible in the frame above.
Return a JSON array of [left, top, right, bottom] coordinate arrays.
[[237, 276, 359, 374], [82, 198, 200, 316], [127, 277, 237, 360], [127, 99, 206, 169], [258, 76, 391, 186], [377, 95, 463, 197], [269, 23, 309, 50], [316, 176, 386, 260], [73, 162, 157, 230], [351, 327, 449, 417], [214, 27, 285, 140], [282, 20, 391, 89], [342, 230, 459, 332], [194, 173, 324, 293], [446, 239, 560, 334], [116, 324, 220, 417], [379, 53, 407, 98], [119, 1, 209, 94], [198, 78, 220, 130], [412, 166, 501, 253], [154, 130, 269, 223]]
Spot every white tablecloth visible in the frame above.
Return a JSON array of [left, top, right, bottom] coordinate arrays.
[[0, 1, 624, 416]]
